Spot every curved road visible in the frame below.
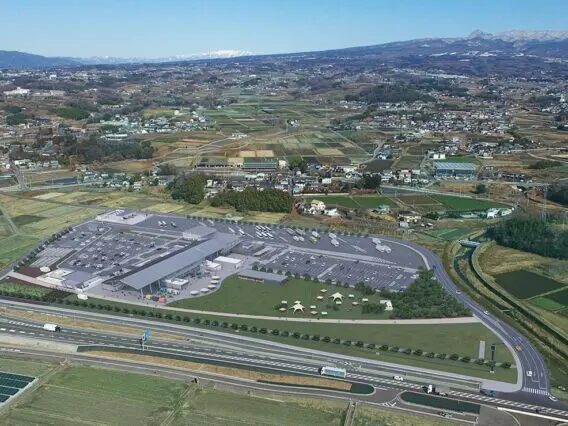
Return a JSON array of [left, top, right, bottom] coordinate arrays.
[[379, 236, 550, 400]]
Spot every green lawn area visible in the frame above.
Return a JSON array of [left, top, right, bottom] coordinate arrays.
[[530, 297, 566, 312], [0, 356, 57, 378], [307, 195, 396, 209], [170, 276, 390, 319], [0, 234, 39, 269], [425, 228, 474, 241], [172, 387, 346, 425], [430, 195, 507, 211], [2, 363, 348, 426], [58, 290, 516, 382], [3, 366, 189, 425]]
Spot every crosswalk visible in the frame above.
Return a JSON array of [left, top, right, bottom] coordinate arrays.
[[522, 387, 548, 395]]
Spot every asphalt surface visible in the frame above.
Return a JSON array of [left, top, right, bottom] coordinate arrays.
[[1, 304, 567, 421], [373, 236, 552, 402], [0, 210, 557, 410]]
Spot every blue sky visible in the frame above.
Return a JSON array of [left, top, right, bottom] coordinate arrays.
[[1, 0, 567, 57]]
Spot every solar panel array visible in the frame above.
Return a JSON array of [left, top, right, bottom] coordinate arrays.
[[0, 371, 35, 404]]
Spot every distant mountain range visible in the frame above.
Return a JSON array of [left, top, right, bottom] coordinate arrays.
[[1, 30, 567, 69]]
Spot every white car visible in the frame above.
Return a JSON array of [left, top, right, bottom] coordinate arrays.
[[455, 291, 461, 295], [549, 395, 558, 402], [393, 375, 404, 382], [526, 371, 533, 377], [483, 310, 489, 315]]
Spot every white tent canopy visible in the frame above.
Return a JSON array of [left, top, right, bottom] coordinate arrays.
[[290, 302, 305, 313]]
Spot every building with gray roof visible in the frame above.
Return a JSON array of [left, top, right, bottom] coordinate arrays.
[[433, 161, 477, 177], [237, 269, 288, 285], [105, 233, 239, 294]]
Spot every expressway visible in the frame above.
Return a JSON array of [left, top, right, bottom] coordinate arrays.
[[1, 300, 567, 421], [377, 236, 551, 402]]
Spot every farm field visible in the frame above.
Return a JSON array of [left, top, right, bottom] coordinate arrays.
[[2, 366, 189, 425], [494, 270, 566, 299], [430, 195, 508, 211], [170, 276, 391, 319], [1, 362, 351, 426], [353, 404, 455, 426], [306, 195, 396, 209], [172, 387, 346, 426], [424, 227, 474, 241], [530, 297, 566, 312], [0, 193, 104, 268]]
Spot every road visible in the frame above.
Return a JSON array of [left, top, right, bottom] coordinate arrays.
[[1, 302, 567, 421], [375, 236, 551, 402]]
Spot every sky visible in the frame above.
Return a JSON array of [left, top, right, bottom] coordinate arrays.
[[1, 0, 567, 58]]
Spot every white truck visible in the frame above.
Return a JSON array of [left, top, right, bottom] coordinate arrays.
[[43, 323, 61, 332]]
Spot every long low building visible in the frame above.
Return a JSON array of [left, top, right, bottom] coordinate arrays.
[[104, 234, 239, 294], [237, 269, 288, 285]]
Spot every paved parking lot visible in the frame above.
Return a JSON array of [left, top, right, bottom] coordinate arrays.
[[27, 210, 424, 295]]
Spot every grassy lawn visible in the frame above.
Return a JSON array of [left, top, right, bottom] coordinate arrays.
[[530, 297, 565, 312], [425, 228, 474, 241], [59, 292, 515, 381], [172, 387, 346, 425], [3, 363, 350, 426], [495, 270, 566, 299], [3, 366, 189, 425], [354, 404, 455, 426], [0, 234, 39, 269], [170, 276, 390, 319], [430, 195, 507, 211], [547, 288, 568, 306], [0, 356, 57, 378]]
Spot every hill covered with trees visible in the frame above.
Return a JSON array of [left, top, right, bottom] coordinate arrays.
[[488, 215, 568, 259]]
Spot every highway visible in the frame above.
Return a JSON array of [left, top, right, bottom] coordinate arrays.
[[377, 236, 552, 402], [1, 301, 567, 421]]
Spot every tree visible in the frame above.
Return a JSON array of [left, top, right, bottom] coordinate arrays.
[[169, 174, 207, 204], [475, 183, 487, 194], [288, 155, 308, 173]]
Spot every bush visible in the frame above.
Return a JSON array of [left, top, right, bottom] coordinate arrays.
[[402, 348, 412, 355], [240, 324, 248, 331], [426, 352, 435, 358], [271, 329, 280, 336], [390, 346, 400, 352], [311, 335, 320, 341], [413, 349, 423, 356], [175, 315, 181, 322], [343, 340, 352, 346], [333, 338, 341, 344], [475, 358, 485, 365], [259, 328, 267, 334], [501, 362, 512, 369], [250, 326, 258, 333], [436, 353, 447, 359], [183, 316, 191, 322], [281, 330, 289, 337], [301, 334, 310, 340], [292, 332, 301, 339], [355, 341, 364, 347], [322, 336, 331, 343], [449, 354, 460, 361], [367, 343, 376, 350], [461, 356, 471, 363]]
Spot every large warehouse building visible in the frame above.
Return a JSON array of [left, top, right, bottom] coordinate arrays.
[[433, 161, 477, 178], [103, 233, 239, 294]]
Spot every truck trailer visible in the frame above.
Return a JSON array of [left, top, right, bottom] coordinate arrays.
[[43, 323, 61, 332]]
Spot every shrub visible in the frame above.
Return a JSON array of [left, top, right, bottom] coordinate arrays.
[[281, 330, 290, 337], [333, 338, 341, 344], [311, 335, 320, 341], [292, 332, 301, 339], [449, 353, 460, 361], [402, 348, 412, 355], [259, 328, 267, 334], [413, 349, 423, 356], [301, 334, 310, 340], [475, 358, 485, 365], [436, 353, 447, 359], [250, 326, 258, 333], [367, 343, 376, 350], [379, 344, 389, 351], [175, 315, 182, 321], [461, 356, 471, 363], [426, 352, 435, 358], [322, 336, 331, 343], [183, 316, 191, 322], [390, 346, 400, 352], [501, 362, 512, 369], [343, 340, 352, 346], [240, 324, 249, 331], [271, 329, 280, 336]]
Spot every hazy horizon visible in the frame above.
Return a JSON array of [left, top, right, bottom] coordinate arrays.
[[2, 0, 568, 58]]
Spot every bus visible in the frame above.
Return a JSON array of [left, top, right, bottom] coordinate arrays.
[[320, 366, 347, 379]]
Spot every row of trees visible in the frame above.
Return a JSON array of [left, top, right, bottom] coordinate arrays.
[[211, 188, 293, 213], [51, 297, 509, 367], [488, 215, 568, 260], [548, 182, 568, 206]]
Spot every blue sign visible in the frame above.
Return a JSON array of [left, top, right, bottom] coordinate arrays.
[[143, 327, 151, 341]]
